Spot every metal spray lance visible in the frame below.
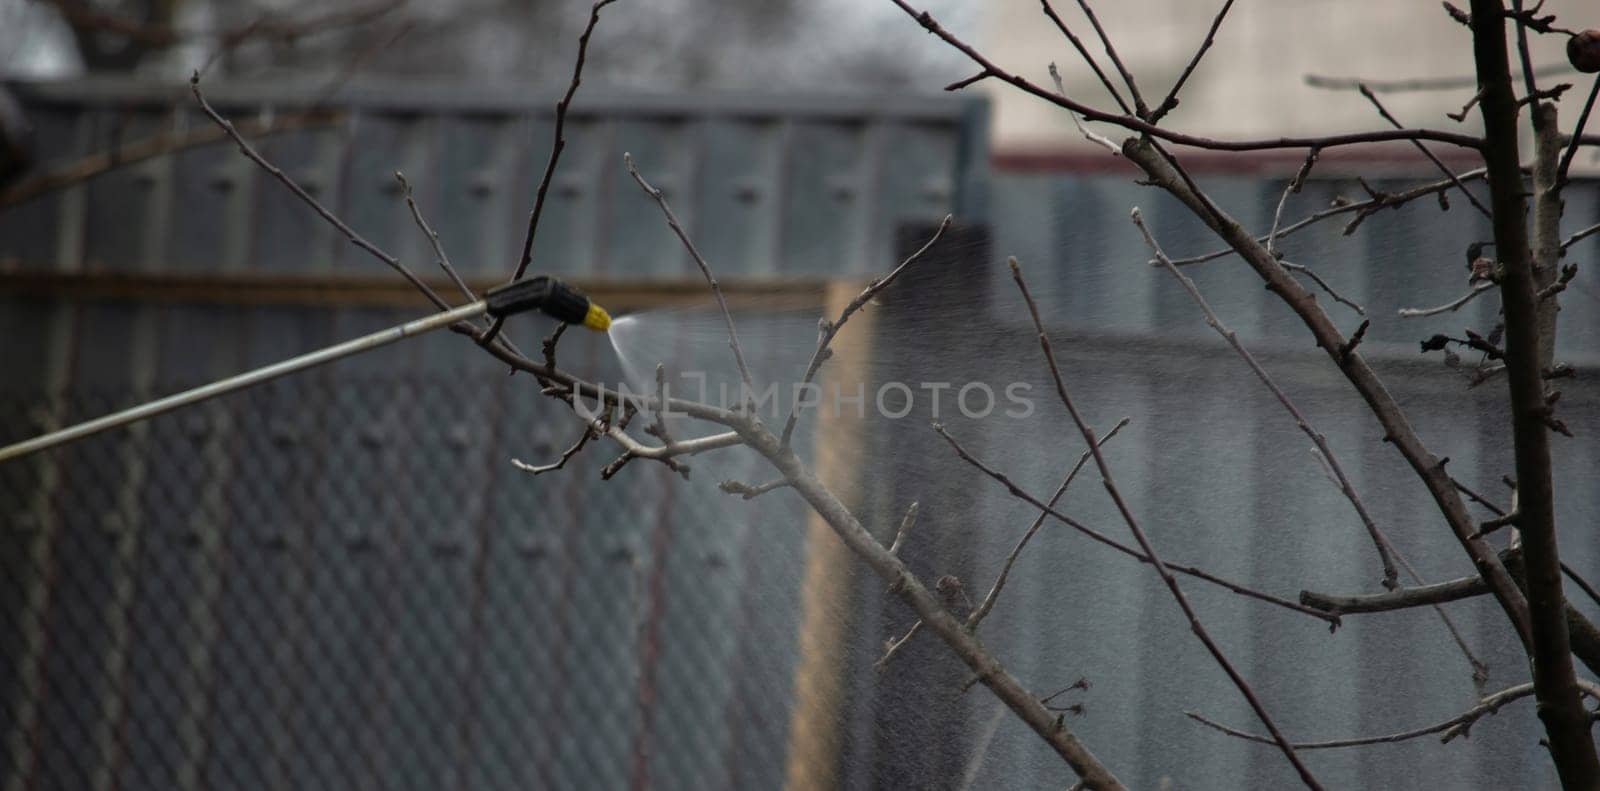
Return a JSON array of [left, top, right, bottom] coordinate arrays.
[[0, 276, 611, 464]]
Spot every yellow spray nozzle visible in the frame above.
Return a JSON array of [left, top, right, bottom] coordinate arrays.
[[582, 302, 612, 332]]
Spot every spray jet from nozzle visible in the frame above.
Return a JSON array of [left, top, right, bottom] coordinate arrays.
[[0, 275, 612, 464]]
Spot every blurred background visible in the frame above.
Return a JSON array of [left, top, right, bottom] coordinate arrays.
[[2, 1, 1599, 789]]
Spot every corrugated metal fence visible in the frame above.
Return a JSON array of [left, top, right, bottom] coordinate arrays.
[[0, 79, 970, 791], [4, 76, 1600, 790]]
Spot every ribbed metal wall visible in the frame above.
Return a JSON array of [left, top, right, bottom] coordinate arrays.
[[4, 76, 1600, 790], [0, 80, 969, 791]]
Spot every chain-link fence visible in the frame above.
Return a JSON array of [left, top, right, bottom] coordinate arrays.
[[0, 373, 816, 791]]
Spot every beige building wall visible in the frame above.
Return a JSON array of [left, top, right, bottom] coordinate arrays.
[[978, 0, 1594, 171]]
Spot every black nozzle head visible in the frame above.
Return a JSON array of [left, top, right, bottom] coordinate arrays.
[[485, 276, 610, 331]]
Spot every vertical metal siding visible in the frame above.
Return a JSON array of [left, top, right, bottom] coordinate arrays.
[[6, 75, 1600, 791]]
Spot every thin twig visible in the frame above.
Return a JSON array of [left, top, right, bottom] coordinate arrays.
[[1168, 169, 1489, 267], [542, 323, 568, 369], [967, 417, 1130, 631], [1050, 63, 1122, 155], [397, 171, 475, 303], [944, 70, 994, 91], [875, 620, 923, 671], [1281, 262, 1366, 316], [511, 424, 596, 476], [889, 501, 921, 557], [889, 0, 1484, 153], [1473, 510, 1521, 540], [486, 0, 614, 343], [956, 703, 1010, 791], [1002, 257, 1323, 790], [1148, 0, 1235, 123], [1135, 210, 1396, 588], [1558, 76, 1600, 185], [1562, 220, 1600, 252], [1267, 149, 1319, 258], [1397, 282, 1496, 318], [1565, 565, 1600, 611], [625, 152, 758, 400], [1509, 0, 1541, 108], [1301, 574, 1490, 614], [750, 420, 1129, 788], [1304, 63, 1576, 93], [717, 479, 791, 500], [1070, 0, 1149, 118], [1357, 83, 1492, 218], [1454, 476, 1508, 515], [778, 216, 952, 447], [935, 425, 1338, 627], [1038, 0, 1132, 115], [398, 170, 534, 363], [648, 363, 676, 443], [1449, 89, 1485, 123], [507, 0, 613, 286], [597, 421, 743, 481], [190, 74, 453, 313], [1187, 680, 1600, 750]]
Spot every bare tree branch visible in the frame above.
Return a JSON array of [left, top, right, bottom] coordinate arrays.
[[1001, 257, 1323, 790], [1561, 220, 1600, 252], [397, 171, 476, 304], [967, 417, 1130, 631], [1301, 575, 1489, 614], [1141, 200, 1499, 686], [1148, 0, 1235, 123], [1356, 84, 1492, 218], [1281, 262, 1366, 316], [1187, 680, 1600, 750], [1134, 209, 1398, 588], [875, 620, 923, 671], [718, 478, 791, 499], [1121, 137, 1534, 648], [1038, 1, 1133, 115], [190, 74, 454, 314], [1267, 149, 1318, 258], [746, 425, 1129, 790], [1398, 282, 1498, 318], [778, 215, 952, 447], [888, 500, 921, 557], [1167, 169, 1488, 267], [596, 421, 742, 479], [506, 0, 613, 287], [1558, 76, 1600, 184], [935, 425, 1339, 627], [1067, 0, 1150, 117], [889, 0, 1484, 153], [511, 423, 597, 476], [1050, 64, 1123, 155], [1304, 63, 1576, 93], [1508, 0, 1542, 105], [626, 153, 759, 400]]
